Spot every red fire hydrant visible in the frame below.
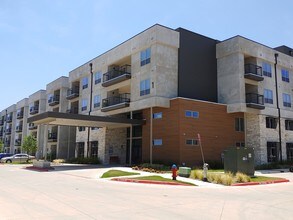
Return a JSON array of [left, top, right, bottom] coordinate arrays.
[[171, 164, 177, 180]]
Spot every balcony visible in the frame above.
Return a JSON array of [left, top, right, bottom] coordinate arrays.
[[66, 87, 79, 100], [66, 107, 79, 114], [246, 93, 265, 110], [15, 125, 23, 133], [48, 132, 58, 142], [0, 130, 3, 136], [5, 128, 12, 135], [30, 106, 39, 115], [6, 115, 13, 123], [101, 93, 130, 112], [28, 123, 37, 130], [5, 140, 10, 146], [15, 139, 22, 146], [244, 64, 264, 81], [48, 95, 60, 106], [17, 111, 24, 119], [102, 66, 131, 87], [0, 120, 3, 126]]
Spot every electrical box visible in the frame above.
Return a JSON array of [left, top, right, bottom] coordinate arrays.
[[223, 147, 255, 176]]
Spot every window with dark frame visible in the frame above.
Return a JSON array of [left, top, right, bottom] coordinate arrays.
[[266, 117, 277, 129], [267, 142, 279, 163], [262, 62, 272, 77], [94, 71, 102, 84], [77, 142, 85, 158], [185, 110, 199, 118], [283, 93, 291, 107], [281, 69, 290, 82], [235, 118, 244, 132], [185, 139, 199, 146], [285, 120, 293, 131], [286, 143, 293, 161], [140, 48, 151, 66], [140, 79, 150, 96], [236, 142, 245, 147], [82, 77, 88, 89], [264, 89, 273, 104], [78, 127, 86, 132]]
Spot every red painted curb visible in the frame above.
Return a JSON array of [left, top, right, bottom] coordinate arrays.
[[232, 179, 289, 186], [24, 166, 54, 172], [111, 178, 191, 186]]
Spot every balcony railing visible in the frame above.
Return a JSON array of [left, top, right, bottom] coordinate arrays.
[[66, 87, 80, 100], [244, 64, 264, 81], [28, 123, 37, 130], [246, 93, 265, 110], [15, 125, 23, 132], [17, 111, 24, 119], [30, 106, 39, 115], [102, 65, 131, 87], [5, 140, 10, 146], [0, 120, 3, 126], [5, 128, 12, 134], [48, 95, 60, 106], [48, 132, 58, 142], [6, 115, 13, 123], [66, 107, 79, 114], [0, 130, 3, 136], [101, 93, 130, 112], [15, 139, 22, 146]]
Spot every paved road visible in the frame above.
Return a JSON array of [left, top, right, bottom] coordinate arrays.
[[0, 164, 293, 220]]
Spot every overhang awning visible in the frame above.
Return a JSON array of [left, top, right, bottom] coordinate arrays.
[[27, 112, 144, 128]]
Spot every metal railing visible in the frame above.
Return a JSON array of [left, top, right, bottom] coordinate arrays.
[[103, 65, 131, 82], [102, 93, 131, 108], [30, 106, 39, 114], [246, 93, 264, 105], [66, 87, 80, 98], [48, 95, 60, 104], [244, 64, 263, 77], [48, 132, 58, 140]]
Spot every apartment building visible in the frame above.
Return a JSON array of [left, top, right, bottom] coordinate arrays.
[[217, 37, 293, 165], [1, 24, 292, 166]]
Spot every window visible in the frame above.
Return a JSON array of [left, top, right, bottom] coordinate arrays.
[[266, 117, 277, 129], [267, 142, 279, 163], [236, 142, 245, 147], [140, 79, 150, 96], [153, 139, 162, 146], [77, 142, 85, 158], [94, 71, 102, 84], [91, 127, 99, 130], [285, 120, 293, 131], [281, 69, 290, 82], [81, 99, 88, 111], [264, 89, 273, 104], [140, 48, 151, 66], [153, 112, 162, 119], [78, 127, 86, 132], [283, 93, 291, 107], [186, 139, 199, 146], [82, 77, 88, 89], [94, 95, 101, 108], [262, 62, 272, 77], [90, 141, 98, 158], [235, 118, 244, 132], [185, 110, 199, 118], [286, 143, 293, 161]]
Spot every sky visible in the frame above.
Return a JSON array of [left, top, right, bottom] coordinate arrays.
[[1, 0, 293, 110]]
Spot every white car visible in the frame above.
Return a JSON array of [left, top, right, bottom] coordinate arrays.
[[0, 154, 35, 163]]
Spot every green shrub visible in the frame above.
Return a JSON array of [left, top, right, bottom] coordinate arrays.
[[66, 157, 100, 164], [235, 172, 251, 183], [138, 163, 170, 171]]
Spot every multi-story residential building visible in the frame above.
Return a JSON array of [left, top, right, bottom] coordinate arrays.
[[45, 76, 76, 160], [217, 36, 293, 164], [14, 98, 29, 153], [2, 24, 293, 166], [27, 90, 47, 157]]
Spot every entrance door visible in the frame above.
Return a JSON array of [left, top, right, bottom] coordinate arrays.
[[267, 142, 279, 163], [126, 139, 142, 165], [286, 143, 293, 161]]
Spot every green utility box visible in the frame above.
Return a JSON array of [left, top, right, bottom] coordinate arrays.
[[223, 147, 255, 176], [178, 167, 191, 177]]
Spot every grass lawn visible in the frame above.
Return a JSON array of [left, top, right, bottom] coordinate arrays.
[[250, 176, 285, 182], [132, 175, 196, 186], [101, 169, 139, 178]]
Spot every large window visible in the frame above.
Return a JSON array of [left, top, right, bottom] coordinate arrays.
[[266, 117, 277, 129], [140, 48, 151, 66], [264, 89, 273, 104], [235, 118, 244, 132], [95, 71, 102, 84], [94, 95, 101, 108], [81, 99, 88, 111], [285, 120, 293, 131], [283, 93, 291, 107], [286, 143, 293, 161], [262, 62, 272, 77], [267, 142, 279, 163], [77, 142, 85, 158], [140, 79, 150, 96], [281, 69, 290, 82], [82, 77, 88, 89]]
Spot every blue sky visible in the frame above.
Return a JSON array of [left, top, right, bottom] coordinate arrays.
[[1, 0, 293, 110]]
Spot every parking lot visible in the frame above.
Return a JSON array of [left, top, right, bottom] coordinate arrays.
[[1, 164, 293, 220]]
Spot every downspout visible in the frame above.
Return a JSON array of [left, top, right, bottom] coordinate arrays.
[[274, 53, 282, 162], [87, 63, 94, 157]]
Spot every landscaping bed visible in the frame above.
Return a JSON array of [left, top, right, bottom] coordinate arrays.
[[101, 169, 139, 178]]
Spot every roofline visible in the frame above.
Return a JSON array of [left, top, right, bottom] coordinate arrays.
[[175, 27, 219, 42], [69, 24, 175, 73]]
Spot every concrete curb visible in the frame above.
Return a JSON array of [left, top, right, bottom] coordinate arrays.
[[231, 179, 289, 186], [111, 178, 193, 186], [25, 166, 55, 172]]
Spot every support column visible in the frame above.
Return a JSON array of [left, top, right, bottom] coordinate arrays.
[[150, 107, 153, 164]]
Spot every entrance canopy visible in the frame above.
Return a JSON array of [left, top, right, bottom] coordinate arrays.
[[27, 112, 144, 128]]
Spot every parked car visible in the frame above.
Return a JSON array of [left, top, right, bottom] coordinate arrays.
[[0, 154, 35, 163], [0, 153, 13, 159]]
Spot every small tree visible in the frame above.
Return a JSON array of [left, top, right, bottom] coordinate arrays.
[[22, 135, 37, 155], [0, 140, 3, 153]]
